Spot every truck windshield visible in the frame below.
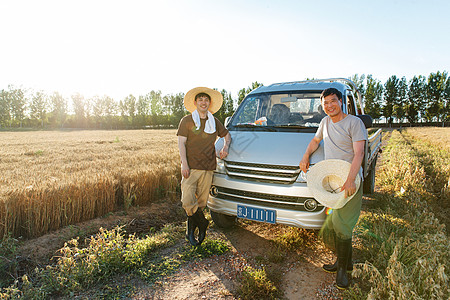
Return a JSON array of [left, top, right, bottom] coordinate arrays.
[[230, 92, 325, 129]]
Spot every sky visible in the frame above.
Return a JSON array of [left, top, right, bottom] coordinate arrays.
[[1, 0, 449, 101]]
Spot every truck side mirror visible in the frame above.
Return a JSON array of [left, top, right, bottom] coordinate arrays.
[[357, 114, 373, 128], [224, 116, 231, 127]]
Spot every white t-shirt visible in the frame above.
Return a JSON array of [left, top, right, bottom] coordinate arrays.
[[315, 114, 368, 164]]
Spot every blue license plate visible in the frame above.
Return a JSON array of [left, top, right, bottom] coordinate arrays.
[[237, 205, 276, 224]]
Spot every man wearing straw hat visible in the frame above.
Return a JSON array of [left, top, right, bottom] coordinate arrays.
[[299, 87, 367, 289], [177, 87, 231, 246]]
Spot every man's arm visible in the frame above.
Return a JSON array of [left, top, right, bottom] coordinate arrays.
[[341, 140, 365, 197], [178, 136, 190, 178], [219, 132, 231, 159], [299, 136, 321, 173]]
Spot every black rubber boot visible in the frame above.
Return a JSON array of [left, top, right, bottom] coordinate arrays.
[[323, 238, 353, 273], [323, 259, 353, 273], [193, 208, 209, 245], [186, 215, 199, 246], [335, 237, 352, 290]]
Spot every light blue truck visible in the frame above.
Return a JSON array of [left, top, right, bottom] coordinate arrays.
[[209, 78, 382, 229]]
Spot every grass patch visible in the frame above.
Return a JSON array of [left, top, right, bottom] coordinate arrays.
[[266, 245, 286, 264], [180, 238, 229, 260], [137, 256, 183, 282], [0, 234, 19, 288], [139, 238, 230, 282], [0, 224, 230, 299], [237, 266, 280, 300], [273, 227, 315, 251]]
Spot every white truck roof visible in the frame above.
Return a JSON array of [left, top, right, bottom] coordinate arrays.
[[248, 81, 349, 95]]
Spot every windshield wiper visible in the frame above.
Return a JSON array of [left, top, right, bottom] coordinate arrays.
[[232, 124, 277, 131], [273, 124, 312, 129], [234, 123, 258, 127]]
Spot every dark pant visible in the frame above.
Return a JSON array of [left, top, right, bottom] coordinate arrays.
[[320, 183, 363, 247]]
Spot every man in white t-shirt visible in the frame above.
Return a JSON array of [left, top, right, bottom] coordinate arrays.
[[299, 87, 368, 290]]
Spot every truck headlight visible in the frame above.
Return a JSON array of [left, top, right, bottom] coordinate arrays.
[[216, 159, 226, 174], [210, 185, 219, 197]]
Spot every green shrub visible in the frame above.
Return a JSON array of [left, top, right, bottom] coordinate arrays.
[[0, 234, 19, 288], [181, 238, 229, 260], [273, 227, 314, 251], [238, 266, 279, 300]]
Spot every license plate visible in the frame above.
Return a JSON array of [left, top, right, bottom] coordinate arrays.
[[237, 205, 276, 224]]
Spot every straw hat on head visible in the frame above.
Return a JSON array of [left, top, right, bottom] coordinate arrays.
[[306, 159, 361, 209], [183, 87, 223, 114]]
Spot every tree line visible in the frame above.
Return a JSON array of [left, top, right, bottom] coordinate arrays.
[[351, 71, 449, 124], [0, 71, 448, 130], [0, 88, 234, 129]]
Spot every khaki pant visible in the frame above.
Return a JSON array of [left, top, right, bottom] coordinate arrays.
[[181, 169, 214, 216]]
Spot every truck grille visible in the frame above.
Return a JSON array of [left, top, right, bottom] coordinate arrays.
[[225, 161, 301, 184], [215, 187, 323, 212]]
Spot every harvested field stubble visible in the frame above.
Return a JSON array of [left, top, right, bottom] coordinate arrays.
[[0, 130, 180, 238]]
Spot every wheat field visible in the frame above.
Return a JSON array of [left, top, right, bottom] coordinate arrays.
[[352, 127, 449, 299], [0, 130, 180, 238]]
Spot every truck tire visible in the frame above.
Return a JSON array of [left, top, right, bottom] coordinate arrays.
[[363, 156, 377, 194], [210, 211, 236, 228]]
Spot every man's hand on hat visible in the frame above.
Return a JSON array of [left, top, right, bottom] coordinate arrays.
[[341, 179, 356, 198]]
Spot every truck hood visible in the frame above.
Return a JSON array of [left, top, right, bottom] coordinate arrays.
[[215, 131, 324, 167]]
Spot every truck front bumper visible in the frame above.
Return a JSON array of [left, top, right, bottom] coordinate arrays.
[[208, 173, 327, 229]]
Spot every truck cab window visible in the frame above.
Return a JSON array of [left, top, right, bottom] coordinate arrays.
[[230, 92, 324, 128], [347, 93, 356, 115], [235, 97, 261, 124]]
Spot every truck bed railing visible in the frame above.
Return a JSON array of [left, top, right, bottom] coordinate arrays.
[[364, 128, 382, 177]]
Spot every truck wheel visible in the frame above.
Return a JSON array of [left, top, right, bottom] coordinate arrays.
[[363, 157, 377, 194], [210, 211, 236, 228]]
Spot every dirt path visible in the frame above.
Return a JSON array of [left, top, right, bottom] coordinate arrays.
[[147, 220, 340, 300]]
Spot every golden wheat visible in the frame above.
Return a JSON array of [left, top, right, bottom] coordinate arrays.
[[0, 130, 180, 238], [404, 127, 450, 151]]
